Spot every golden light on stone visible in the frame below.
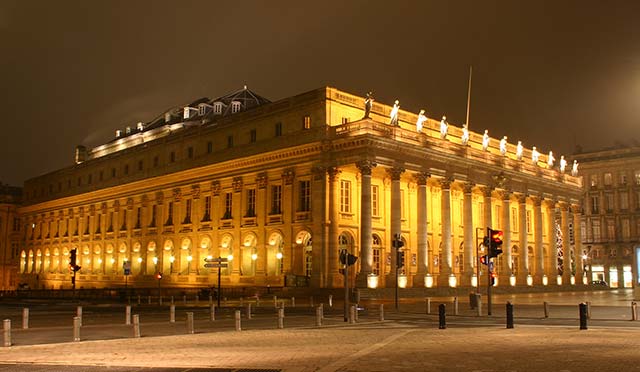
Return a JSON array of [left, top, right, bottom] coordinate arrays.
[[509, 275, 517, 286], [542, 275, 549, 286], [152, 257, 158, 265], [471, 274, 478, 287], [276, 252, 283, 260], [425, 274, 434, 288], [570, 276, 576, 285], [557, 275, 563, 286], [367, 273, 378, 289], [251, 253, 258, 261], [448, 274, 457, 288], [527, 275, 533, 286], [398, 274, 407, 288]]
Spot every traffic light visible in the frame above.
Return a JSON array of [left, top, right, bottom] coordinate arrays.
[[491, 272, 497, 286], [487, 228, 504, 258], [480, 255, 488, 265], [392, 234, 405, 249], [339, 250, 358, 266], [397, 250, 405, 268], [156, 272, 163, 280], [69, 249, 81, 272]]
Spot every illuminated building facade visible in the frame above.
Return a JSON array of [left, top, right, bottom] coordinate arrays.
[[15, 87, 582, 290], [0, 184, 22, 291], [573, 146, 640, 288]]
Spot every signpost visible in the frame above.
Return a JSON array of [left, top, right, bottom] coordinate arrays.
[[204, 257, 228, 307], [123, 261, 131, 291]]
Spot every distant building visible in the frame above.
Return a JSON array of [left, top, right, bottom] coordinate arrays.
[[0, 184, 22, 290], [15, 87, 582, 290], [573, 146, 640, 288]]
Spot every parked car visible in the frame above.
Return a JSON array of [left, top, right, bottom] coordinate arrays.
[[591, 280, 608, 287]]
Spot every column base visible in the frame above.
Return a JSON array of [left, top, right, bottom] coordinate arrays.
[[327, 272, 344, 288], [461, 273, 474, 288], [412, 272, 427, 288]]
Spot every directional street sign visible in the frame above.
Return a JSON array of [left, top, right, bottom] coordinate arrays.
[[204, 257, 228, 263], [204, 263, 228, 268]]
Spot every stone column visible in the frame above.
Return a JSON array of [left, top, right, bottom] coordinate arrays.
[[560, 202, 571, 286], [517, 194, 529, 285], [462, 183, 474, 286], [532, 197, 543, 284], [386, 166, 405, 287], [327, 167, 341, 287], [438, 178, 453, 287], [572, 204, 584, 283], [547, 200, 559, 283], [482, 187, 493, 232], [414, 172, 430, 287], [310, 166, 327, 288], [500, 190, 512, 285], [356, 160, 376, 287]]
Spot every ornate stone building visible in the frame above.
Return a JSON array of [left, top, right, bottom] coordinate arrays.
[[0, 184, 22, 290], [573, 146, 640, 288], [14, 87, 582, 290]]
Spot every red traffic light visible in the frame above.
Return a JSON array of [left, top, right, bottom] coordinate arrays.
[[490, 229, 503, 245], [480, 255, 488, 265], [156, 272, 163, 280]]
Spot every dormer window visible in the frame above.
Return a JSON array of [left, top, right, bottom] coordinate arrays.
[[125, 126, 132, 135], [231, 101, 241, 114], [136, 122, 144, 131], [164, 112, 172, 123], [198, 104, 208, 116], [183, 107, 191, 120], [213, 102, 223, 115], [115, 130, 122, 138]]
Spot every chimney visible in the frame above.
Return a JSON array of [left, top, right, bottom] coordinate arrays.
[[115, 129, 122, 138], [75, 145, 87, 164]]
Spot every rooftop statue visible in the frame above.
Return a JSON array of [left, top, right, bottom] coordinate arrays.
[[532, 146, 540, 164], [572, 160, 579, 176], [416, 110, 427, 133], [482, 130, 490, 151], [364, 92, 374, 119], [461, 124, 469, 145], [499, 136, 508, 155], [516, 141, 523, 160], [440, 116, 448, 139], [390, 100, 400, 126], [559, 155, 567, 173], [547, 151, 555, 167]]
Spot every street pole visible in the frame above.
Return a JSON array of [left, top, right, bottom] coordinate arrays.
[[394, 234, 399, 310], [475, 227, 484, 295], [343, 250, 349, 322], [217, 256, 222, 308], [488, 257, 492, 315]]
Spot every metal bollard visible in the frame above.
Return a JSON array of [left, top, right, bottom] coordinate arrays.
[[291, 297, 295, 307], [3, 319, 11, 347], [171, 296, 174, 305], [246, 303, 252, 319], [319, 303, 324, 320], [438, 304, 446, 329], [354, 304, 359, 321], [195, 295, 199, 304], [256, 296, 260, 307], [235, 310, 241, 331], [379, 304, 385, 321], [329, 295, 333, 307], [210, 304, 216, 321], [316, 306, 323, 326], [349, 305, 356, 324], [506, 302, 514, 329], [310, 296, 314, 307], [273, 296, 277, 308], [125, 305, 132, 325], [277, 308, 284, 329], [579, 302, 588, 330], [209, 295, 213, 306], [476, 296, 483, 317], [543, 301, 549, 318], [453, 297, 459, 316], [22, 308, 28, 329], [132, 314, 140, 338], [426, 298, 431, 315], [170, 305, 175, 323], [632, 302, 638, 321], [586, 301, 591, 319], [183, 295, 187, 305], [159, 296, 163, 306], [73, 316, 81, 342], [137, 295, 141, 305], [186, 312, 194, 334], [76, 306, 82, 327]]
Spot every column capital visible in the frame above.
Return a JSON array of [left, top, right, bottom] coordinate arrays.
[[232, 177, 243, 193], [191, 185, 201, 199], [356, 160, 377, 176], [438, 177, 454, 190], [498, 189, 512, 201], [386, 166, 405, 181], [558, 201, 570, 212], [462, 182, 474, 194], [516, 193, 528, 204], [481, 186, 494, 198], [530, 196, 542, 207], [256, 172, 268, 189], [413, 171, 431, 186], [311, 166, 326, 181], [282, 168, 295, 185], [327, 166, 341, 181], [570, 203, 582, 214], [211, 180, 221, 195]]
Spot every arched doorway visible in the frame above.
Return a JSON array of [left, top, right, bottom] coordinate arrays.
[[146, 241, 158, 275], [372, 234, 382, 275], [267, 231, 283, 276], [219, 234, 234, 276], [180, 238, 192, 274], [295, 230, 312, 277], [241, 233, 257, 276], [105, 244, 115, 273], [162, 240, 174, 274]]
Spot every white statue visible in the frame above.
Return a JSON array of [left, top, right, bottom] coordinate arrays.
[[390, 100, 400, 126], [532, 146, 540, 164], [559, 155, 567, 173], [547, 151, 555, 167], [416, 109, 427, 133], [572, 160, 579, 176], [482, 130, 490, 151], [516, 141, 523, 160], [440, 116, 448, 139], [499, 136, 508, 155], [461, 124, 470, 145]]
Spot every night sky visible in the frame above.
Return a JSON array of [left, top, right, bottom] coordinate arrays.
[[2, 0, 639, 187]]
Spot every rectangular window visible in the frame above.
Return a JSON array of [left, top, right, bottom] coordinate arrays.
[[592, 220, 601, 242], [165, 202, 173, 226], [135, 207, 141, 229], [606, 193, 614, 212], [607, 220, 616, 241], [202, 196, 211, 222], [187, 147, 194, 159], [604, 172, 612, 186], [207, 141, 213, 154], [590, 175, 598, 187], [299, 181, 310, 212], [271, 185, 282, 214], [526, 210, 532, 233], [303, 115, 311, 129], [372, 185, 379, 216], [275, 122, 282, 137], [149, 205, 156, 227], [373, 249, 380, 275], [184, 199, 192, 224], [340, 180, 351, 213], [250, 129, 257, 143], [620, 192, 629, 210], [246, 189, 256, 217], [591, 195, 599, 214], [622, 219, 631, 240], [227, 135, 233, 148], [621, 173, 628, 185], [224, 193, 233, 219], [170, 152, 176, 162]]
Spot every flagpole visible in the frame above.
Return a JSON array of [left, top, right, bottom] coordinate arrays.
[[465, 65, 473, 127]]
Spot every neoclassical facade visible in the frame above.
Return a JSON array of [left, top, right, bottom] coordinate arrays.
[[15, 87, 582, 289]]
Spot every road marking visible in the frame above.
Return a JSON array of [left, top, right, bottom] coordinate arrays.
[[315, 329, 413, 372]]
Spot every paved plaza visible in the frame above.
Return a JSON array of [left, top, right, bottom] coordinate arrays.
[[0, 290, 638, 371]]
